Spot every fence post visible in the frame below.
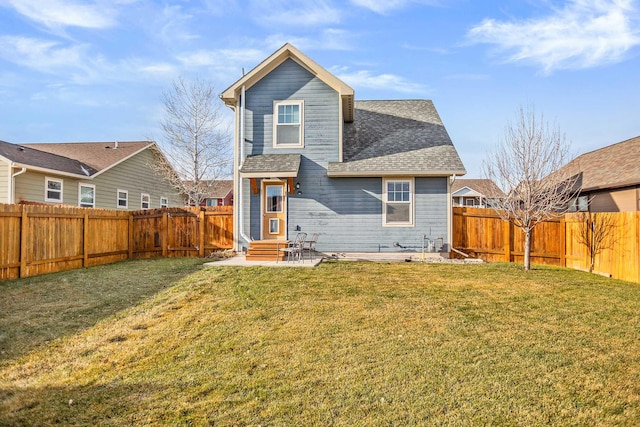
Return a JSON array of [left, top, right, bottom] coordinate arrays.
[[503, 220, 511, 263], [83, 212, 89, 267], [560, 217, 566, 267], [128, 213, 134, 259], [20, 206, 28, 278], [636, 212, 640, 284], [199, 210, 206, 258], [162, 211, 169, 257]]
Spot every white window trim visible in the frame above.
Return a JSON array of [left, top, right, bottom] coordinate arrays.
[[78, 183, 96, 208], [45, 177, 63, 203], [273, 100, 304, 148], [117, 189, 128, 209], [160, 196, 169, 208], [141, 193, 150, 209], [382, 177, 415, 227]]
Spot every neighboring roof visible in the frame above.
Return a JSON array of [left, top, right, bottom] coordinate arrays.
[[21, 141, 154, 174], [0, 140, 98, 177], [221, 43, 355, 122], [560, 136, 640, 192], [239, 154, 301, 178], [451, 179, 505, 198], [327, 100, 467, 177], [183, 180, 233, 198]]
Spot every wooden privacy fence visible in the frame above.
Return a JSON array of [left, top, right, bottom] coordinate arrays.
[[453, 207, 640, 284], [0, 204, 233, 280]]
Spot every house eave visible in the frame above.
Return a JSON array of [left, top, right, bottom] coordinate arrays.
[[327, 169, 467, 178]]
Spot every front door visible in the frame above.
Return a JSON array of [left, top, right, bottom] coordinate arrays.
[[262, 181, 286, 240]]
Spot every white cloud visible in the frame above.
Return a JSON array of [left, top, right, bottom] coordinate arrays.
[[350, 0, 441, 14], [249, 0, 341, 27], [468, 0, 640, 72], [1, 0, 117, 29], [332, 66, 430, 94], [0, 36, 87, 70]]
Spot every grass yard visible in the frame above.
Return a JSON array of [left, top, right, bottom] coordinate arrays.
[[1, 259, 640, 425]]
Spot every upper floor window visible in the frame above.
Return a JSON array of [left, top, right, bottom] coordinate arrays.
[[160, 196, 169, 208], [78, 183, 95, 208], [274, 100, 303, 147], [45, 177, 63, 202], [383, 178, 414, 226]]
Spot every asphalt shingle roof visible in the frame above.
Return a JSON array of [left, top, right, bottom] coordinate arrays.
[[21, 141, 153, 173], [240, 154, 301, 176], [559, 136, 640, 191], [328, 100, 466, 176], [451, 179, 505, 198], [0, 140, 98, 176]]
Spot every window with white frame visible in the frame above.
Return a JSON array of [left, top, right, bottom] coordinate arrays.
[[274, 100, 303, 147], [383, 178, 414, 226], [45, 177, 63, 202], [141, 193, 150, 209], [78, 183, 95, 208], [160, 196, 168, 208], [117, 189, 128, 209]]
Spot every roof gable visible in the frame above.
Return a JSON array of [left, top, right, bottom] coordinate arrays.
[[221, 43, 355, 122]]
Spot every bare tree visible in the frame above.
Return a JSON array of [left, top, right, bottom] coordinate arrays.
[[154, 77, 232, 206], [575, 211, 619, 273], [483, 105, 579, 270]]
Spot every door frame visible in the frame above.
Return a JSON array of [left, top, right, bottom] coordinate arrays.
[[260, 179, 287, 240]]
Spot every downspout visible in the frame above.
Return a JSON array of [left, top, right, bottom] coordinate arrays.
[[237, 85, 251, 249], [10, 165, 27, 204]]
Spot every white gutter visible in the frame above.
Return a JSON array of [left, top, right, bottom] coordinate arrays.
[[237, 85, 251, 249], [10, 166, 27, 203]]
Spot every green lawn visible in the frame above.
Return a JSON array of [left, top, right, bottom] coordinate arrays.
[[1, 259, 640, 425]]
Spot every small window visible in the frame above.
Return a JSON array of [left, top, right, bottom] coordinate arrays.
[[78, 183, 95, 208], [141, 193, 150, 209], [269, 218, 279, 234], [273, 100, 303, 147], [117, 189, 128, 209], [465, 198, 476, 207], [160, 196, 168, 208], [569, 195, 588, 212], [45, 177, 63, 202], [383, 178, 414, 226]]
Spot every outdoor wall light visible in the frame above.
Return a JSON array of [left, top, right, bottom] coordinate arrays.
[[295, 182, 301, 189]]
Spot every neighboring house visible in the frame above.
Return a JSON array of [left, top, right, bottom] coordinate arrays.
[[562, 136, 640, 212], [184, 179, 234, 206], [452, 179, 504, 208], [0, 140, 183, 210], [220, 43, 466, 254]]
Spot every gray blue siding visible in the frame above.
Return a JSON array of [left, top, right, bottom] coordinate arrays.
[[238, 58, 450, 252]]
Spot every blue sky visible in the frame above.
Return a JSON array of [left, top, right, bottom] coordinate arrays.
[[1, 0, 639, 177]]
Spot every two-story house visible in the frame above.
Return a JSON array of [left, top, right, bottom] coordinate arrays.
[[221, 44, 466, 256], [0, 140, 183, 210]]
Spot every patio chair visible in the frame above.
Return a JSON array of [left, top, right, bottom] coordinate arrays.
[[303, 232, 319, 261], [277, 232, 307, 263]]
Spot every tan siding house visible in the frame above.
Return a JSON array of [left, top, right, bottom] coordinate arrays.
[[0, 140, 183, 210], [562, 136, 640, 213]]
